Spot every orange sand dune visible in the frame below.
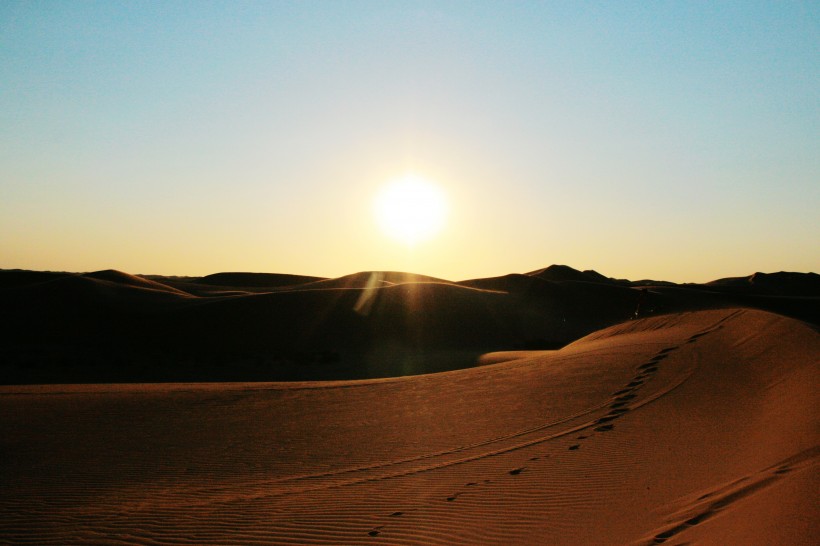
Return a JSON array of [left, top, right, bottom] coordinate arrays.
[[290, 270, 456, 291], [197, 271, 327, 288], [1, 308, 817, 544]]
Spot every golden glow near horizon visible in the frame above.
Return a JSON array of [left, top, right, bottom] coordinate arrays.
[[374, 174, 447, 246], [2, 4, 817, 282]]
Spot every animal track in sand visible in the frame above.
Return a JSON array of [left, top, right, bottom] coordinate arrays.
[[568, 444, 580, 451], [509, 467, 526, 475]]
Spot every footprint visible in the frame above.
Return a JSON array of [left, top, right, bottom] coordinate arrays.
[[658, 347, 677, 354], [568, 444, 580, 450], [652, 511, 713, 543], [615, 393, 636, 402], [597, 407, 630, 423], [596, 415, 619, 424], [368, 526, 384, 537], [594, 424, 614, 432], [529, 456, 540, 461], [577, 435, 589, 439], [612, 388, 632, 396], [466, 482, 478, 486], [653, 525, 685, 543], [509, 467, 526, 475], [627, 380, 644, 387], [389, 512, 404, 517], [685, 512, 712, 525]]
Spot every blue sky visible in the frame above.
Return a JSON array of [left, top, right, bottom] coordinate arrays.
[[1, 1, 817, 281]]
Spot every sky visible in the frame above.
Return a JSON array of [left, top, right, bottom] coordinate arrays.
[[1, 1, 818, 283]]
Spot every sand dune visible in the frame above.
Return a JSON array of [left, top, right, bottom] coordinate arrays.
[[525, 264, 616, 284], [197, 271, 327, 288], [706, 271, 820, 296], [291, 271, 455, 291], [1, 265, 818, 383], [1, 308, 816, 544]]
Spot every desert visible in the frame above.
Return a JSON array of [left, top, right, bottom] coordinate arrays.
[[1, 266, 818, 544], [2, 3, 818, 544]]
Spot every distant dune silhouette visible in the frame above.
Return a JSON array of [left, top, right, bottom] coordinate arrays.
[[1, 264, 817, 384]]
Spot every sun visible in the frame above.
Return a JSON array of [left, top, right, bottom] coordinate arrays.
[[374, 174, 447, 246]]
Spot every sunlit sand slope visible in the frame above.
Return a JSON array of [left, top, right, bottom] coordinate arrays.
[[1, 309, 817, 544]]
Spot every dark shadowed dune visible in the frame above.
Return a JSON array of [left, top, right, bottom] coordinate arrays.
[[292, 270, 454, 290], [705, 271, 820, 296], [460, 273, 647, 342], [84, 269, 194, 296], [139, 272, 328, 296], [1, 266, 817, 384], [197, 271, 327, 288], [526, 264, 615, 284], [0, 269, 67, 288], [5, 270, 192, 309]]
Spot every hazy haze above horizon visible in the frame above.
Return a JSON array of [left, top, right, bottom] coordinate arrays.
[[1, 1, 818, 283]]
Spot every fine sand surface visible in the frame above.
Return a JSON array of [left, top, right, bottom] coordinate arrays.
[[1, 308, 817, 544]]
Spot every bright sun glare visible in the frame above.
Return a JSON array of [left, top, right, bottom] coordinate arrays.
[[374, 174, 447, 246]]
